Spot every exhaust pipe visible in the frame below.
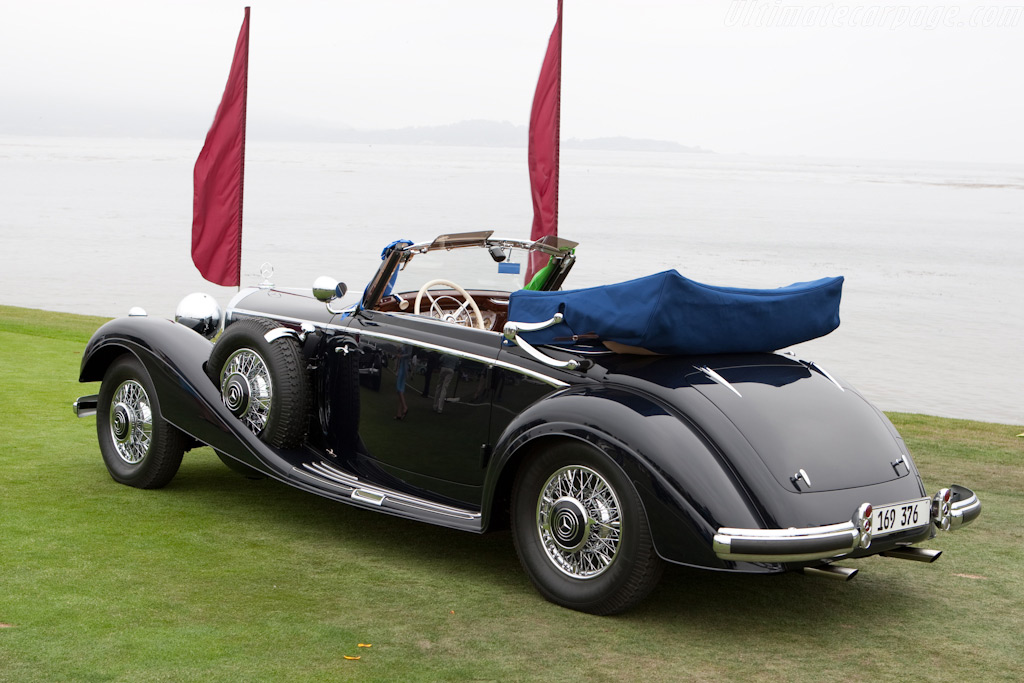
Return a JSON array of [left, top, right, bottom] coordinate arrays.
[[881, 547, 942, 563], [803, 564, 858, 581]]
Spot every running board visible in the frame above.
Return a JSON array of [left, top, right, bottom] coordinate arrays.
[[294, 460, 482, 530]]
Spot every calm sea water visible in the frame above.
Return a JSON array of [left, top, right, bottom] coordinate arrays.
[[1, 135, 1021, 425]]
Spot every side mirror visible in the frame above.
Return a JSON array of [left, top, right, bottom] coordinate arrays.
[[313, 276, 347, 302]]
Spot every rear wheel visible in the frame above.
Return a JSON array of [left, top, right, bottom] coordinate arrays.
[[97, 355, 186, 488], [207, 317, 310, 448], [511, 441, 663, 615]]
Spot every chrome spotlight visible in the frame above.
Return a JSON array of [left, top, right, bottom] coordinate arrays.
[[312, 276, 348, 314]]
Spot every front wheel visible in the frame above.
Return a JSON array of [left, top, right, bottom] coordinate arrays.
[[96, 355, 186, 488], [511, 441, 664, 615]]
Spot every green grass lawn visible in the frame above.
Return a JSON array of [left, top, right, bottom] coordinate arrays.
[[2, 304, 1022, 682]]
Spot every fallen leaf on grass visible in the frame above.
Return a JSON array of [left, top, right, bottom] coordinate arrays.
[[953, 573, 988, 580], [343, 656, 361, 661], [358, 643, 372, 648], [0, 623, 13, 628]]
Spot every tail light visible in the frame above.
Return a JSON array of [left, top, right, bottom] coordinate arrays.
[[853, 503, 873, 549], [932, 488, 952, 531]]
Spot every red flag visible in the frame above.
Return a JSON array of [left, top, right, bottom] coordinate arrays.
[[192, 7, 250, 287], [527, 0, 562, 283]]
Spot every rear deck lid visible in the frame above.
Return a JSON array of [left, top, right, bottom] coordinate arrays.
[[687, 359, 907, 493]]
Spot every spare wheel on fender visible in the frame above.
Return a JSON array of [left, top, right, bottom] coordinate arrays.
[[207, 317, 310, 448]]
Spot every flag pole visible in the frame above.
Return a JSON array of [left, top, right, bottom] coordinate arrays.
[[526, 0, 563, 284], [192, 6, 250, 289], [236, 7, 249, 292]]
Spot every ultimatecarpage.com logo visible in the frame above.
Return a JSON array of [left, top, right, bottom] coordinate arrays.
[[723, 2, 1023, 30]]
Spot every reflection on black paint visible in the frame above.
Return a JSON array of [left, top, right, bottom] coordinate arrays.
[[349, 336, 494, 498], [489, 368, 558, 436]]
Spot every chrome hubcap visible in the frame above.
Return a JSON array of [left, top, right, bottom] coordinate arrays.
[[109, 380, 152, 464], [550, 498, 589, 552], [223, 372, 252, 415], [220, 349, 272, 434], [537, 465, 621, 579]]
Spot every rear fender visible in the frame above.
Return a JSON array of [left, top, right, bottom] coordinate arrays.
[[484, 386, 767, 570]]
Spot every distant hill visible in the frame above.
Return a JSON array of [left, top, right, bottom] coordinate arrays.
[[309, 119, 711, 154], [1, 110, 710, 153], [564, 136, 709, 153]]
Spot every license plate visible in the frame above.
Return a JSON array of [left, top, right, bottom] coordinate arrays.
[[872, 498, 930, 536]]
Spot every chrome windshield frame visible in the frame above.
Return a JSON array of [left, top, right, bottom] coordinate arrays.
[[359, 232, 578, 312]]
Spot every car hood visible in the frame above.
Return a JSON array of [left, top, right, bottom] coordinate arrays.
[[227, 287, 343, 327], [594, 352, 909, 495]]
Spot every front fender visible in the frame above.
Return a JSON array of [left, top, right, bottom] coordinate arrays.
[[484, 385, 769, 570], [78, 316, 289, 476]]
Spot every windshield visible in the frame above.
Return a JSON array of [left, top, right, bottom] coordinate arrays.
[[393, 244, 534, 294], [362, 232, 577, 311]]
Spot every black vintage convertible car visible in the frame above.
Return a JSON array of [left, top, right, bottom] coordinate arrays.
[[74, 232, 981, 614]]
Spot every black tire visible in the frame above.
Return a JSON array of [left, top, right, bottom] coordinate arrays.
[[207, 317, 310, 448], [511, 441, 664, 615], [97, 355, 186, 489]]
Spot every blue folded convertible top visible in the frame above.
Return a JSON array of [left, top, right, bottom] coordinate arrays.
[[507, 270, 843, 355]]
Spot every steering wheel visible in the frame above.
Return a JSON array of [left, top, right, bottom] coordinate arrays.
[[414, 279, 486, 330]]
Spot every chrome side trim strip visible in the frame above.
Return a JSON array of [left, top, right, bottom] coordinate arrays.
[[230, 307, 331, 330], [350, 328, 498, 366], [807, 361, 845, 392], [697, 366, 742, 398], [351, 328, 570, 389], [73, 394, 99, 418], [297, 461, 481, 522], [227, 307, 571, 388]]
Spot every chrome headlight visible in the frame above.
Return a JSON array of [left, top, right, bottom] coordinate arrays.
[[175, 292, 222, 340]]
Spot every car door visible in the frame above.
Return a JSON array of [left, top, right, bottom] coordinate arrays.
[[322, 308, 501, 507]]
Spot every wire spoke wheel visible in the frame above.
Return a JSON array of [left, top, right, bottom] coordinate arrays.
[[512, 442, 663, 615], [97, 355, 186, 489], [109, 379, 153, 464], [207, 317, 310, 449], [220, 348, 273, 435], [537, 466, 622, 579]]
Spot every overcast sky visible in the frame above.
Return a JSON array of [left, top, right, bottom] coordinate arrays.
[[2, 0, 1022, 163]]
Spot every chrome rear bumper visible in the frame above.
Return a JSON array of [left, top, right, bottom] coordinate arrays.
[[714, 518, 866, 563], [713, 485, 980, 563], [73, 394, 99, 418], [949, 485, 981, 530]]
